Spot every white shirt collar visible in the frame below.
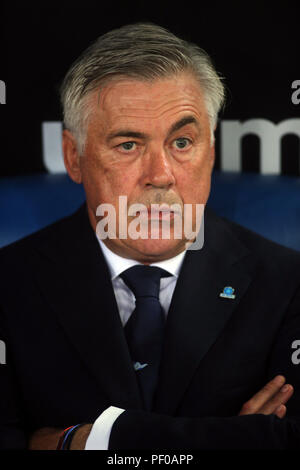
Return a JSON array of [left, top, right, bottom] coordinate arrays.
[[97, 237, 186, 281]]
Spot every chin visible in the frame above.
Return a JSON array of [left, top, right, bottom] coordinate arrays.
[[128, 238, 186, 260]]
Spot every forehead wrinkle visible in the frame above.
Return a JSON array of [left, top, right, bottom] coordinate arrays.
[[112, 95, 202, 113], [95, 72, 204, 108], [107, 104, 203, 121], [109, 110, 202, 128], [99, 85, 204, 113]]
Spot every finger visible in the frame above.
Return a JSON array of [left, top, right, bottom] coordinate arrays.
[[274, 404, 287, 419], [259, 384, 294, 415], [239, 375, 286, 415]]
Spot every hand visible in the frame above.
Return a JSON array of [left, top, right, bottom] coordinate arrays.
[[238, 375, 294, 418], [28, 426, 63, 450], [29, 424, 92, 450]]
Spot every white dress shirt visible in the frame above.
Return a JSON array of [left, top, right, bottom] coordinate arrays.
[[85, 237, 186, 450]]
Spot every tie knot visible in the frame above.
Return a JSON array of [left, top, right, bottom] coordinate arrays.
[[120, 265, 171, 300]]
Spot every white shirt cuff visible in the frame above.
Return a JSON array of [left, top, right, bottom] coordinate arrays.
[[84, 406, 125, 450]]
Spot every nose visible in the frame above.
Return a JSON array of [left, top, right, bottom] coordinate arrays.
[[142, 147, 176, 189]]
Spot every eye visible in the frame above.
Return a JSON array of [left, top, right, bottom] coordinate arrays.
[[118, 141, 137, 152], [172, 137, 192, 150]]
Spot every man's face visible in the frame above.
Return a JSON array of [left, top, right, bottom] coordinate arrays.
[[63, 73, 215, 263]]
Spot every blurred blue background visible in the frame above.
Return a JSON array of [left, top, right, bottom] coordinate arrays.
[[1, 170, 299, 251]]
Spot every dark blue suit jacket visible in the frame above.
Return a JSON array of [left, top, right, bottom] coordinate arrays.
[[1, 203, 300, 449]]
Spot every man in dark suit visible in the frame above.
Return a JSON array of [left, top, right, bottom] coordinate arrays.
[[1, 22, 300, 450]]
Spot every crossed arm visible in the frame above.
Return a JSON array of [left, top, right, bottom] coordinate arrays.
[[28, 374, 294, 450]]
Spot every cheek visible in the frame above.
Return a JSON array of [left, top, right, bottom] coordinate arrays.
[[176, 149, 213, 203], [80, 152, 138, 205]]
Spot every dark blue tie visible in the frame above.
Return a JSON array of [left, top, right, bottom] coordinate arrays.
[[120, 265, 172, 410]]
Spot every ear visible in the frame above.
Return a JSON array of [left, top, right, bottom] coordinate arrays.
[[62, 129, 82, 184]]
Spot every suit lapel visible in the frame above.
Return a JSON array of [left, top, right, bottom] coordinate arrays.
[[33, 203, 143, 410], [154, 206, 259, 414]]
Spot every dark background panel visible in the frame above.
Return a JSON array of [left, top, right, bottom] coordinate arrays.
[[1, 1, 299, 176]]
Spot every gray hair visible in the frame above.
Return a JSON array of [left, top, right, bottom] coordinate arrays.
[[59, 22, 225, 155]]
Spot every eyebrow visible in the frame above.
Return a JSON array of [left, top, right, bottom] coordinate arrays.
[[106, 115, 199, 142], [167, 116, 199, 137]]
